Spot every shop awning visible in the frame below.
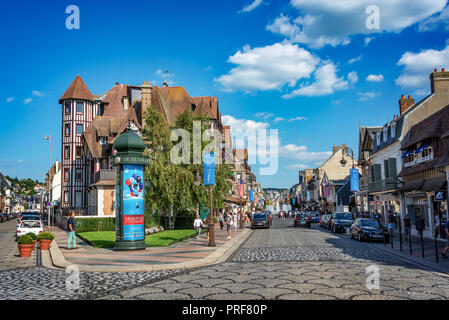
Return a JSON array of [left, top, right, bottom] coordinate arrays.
[[401, 180, 424, 191], [422, 176, 446, 191]]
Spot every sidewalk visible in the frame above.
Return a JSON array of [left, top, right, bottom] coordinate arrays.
[[43, 225, 251, 272], [369, 232, 449, 274]]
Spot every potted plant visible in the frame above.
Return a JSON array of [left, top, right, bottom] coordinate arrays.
[[37, 231, 55, 250], [25, 233, 38, 249], [17, 235, 34, 258]]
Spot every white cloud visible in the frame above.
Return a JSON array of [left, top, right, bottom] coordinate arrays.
[[222, 115, 269, 131], [347, 71, 359, 84], [282, 62, 349, 98], [279, 144, 332, 162], [6, 97, 14, 103], [364, 37, 374, 46], [23, 98, 32, 104], [285, 163, 308, 171], [418, 4, 449, 32], [366, 74, 384, 82], [357, 91, 380, 101], [396, 43, 449, 89], [288, 116, 307, 122], [348, 55, 362, 64], [215, 42, 320, 92], [332, 99, 343, 105], [255, 112, 274, 119], [32, 90, 44, 97], [266, 0, 447, 48], [238, 0, 264, 13], [273, 117, 285, 123], [17, 160, 24, 163]]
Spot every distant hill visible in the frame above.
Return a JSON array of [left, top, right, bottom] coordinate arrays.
[[4, 176, 45, 195]]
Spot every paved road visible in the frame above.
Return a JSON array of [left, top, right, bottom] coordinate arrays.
[[0, 218, 37, 271], [1, 216, 449, 300]]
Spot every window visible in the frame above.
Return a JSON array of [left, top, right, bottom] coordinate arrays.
[[383, 127, 388, 143], [65, 101, 71, 114], [76, 102, 83, 113], [76, 124, 83, 135], [99, 137, 107, 145], [376, 133, 381, 145], [64, 168, 70, 182], [64, 191, 69, 204], [97, 104, 104, 116], [65, 124, 70, 136], [64, 146, 70, 159], [391, 122, 396, 138], [76, 146, 83, 158], [75, 168, 82, 181]]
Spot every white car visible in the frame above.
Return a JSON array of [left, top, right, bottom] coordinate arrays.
[[17, 220, 43, 238]]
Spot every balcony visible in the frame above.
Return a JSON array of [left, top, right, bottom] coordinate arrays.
[[368, 177, 399, 193], [360, 176, 370, 190], [92, 169, 115, 185]]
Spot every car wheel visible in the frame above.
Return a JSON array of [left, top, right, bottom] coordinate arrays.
[[358, 232, 363, 241], [350, 232, 354, 239]]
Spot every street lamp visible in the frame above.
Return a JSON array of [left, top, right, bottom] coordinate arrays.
[[43, 135, 51, 229]]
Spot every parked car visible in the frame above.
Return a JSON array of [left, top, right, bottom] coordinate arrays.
[[17, 214, 42, 227], [320, 214, 331, 228], [16, 220, 44, 238], [310, 212, 321, 223], [330, 212, 354, 233], [0, 213, 7, 223], [294, 212, 311, 228], [350, 218, 386, 242], [251, 213, 270, 229]]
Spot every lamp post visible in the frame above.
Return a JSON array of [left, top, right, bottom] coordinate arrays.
[[340, 147, 359, 216], [43, 135, 51, 229]]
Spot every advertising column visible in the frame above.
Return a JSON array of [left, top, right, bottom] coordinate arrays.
[[122, 165, 145, 241]]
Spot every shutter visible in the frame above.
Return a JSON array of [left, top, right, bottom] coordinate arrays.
[[384, 160, 389, 179], [388, 158, 397, 178], [373, 164, 382, 181]]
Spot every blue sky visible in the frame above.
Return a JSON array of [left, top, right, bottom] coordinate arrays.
[[1, 0, 449, 188]]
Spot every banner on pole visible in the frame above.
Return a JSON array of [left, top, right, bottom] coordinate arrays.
[[203, 153, 215, 186], [350, 168, 360, 192]]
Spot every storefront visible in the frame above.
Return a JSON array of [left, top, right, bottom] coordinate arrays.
[[405, 192, 431, 238]]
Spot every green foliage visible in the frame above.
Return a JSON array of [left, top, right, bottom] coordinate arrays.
[[25, 232, 37, 240], [37, 231, 55, 240], [74, 217, 115, 233], [6, 176, 44, 195], [18, 235, 34, 245], [174, 216, 195, 229]]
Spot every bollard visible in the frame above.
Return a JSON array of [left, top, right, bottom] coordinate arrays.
[[384, 229, 387, 247], [434, 234, 439, 264], [409, 229, 413, 255], [399, 218, 403, 252], [391, 230, 394, 249], [421, 233, 425, 258]]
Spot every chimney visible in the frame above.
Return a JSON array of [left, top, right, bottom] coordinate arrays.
[[430, 68, 449, 94], [399, 94, 414, 115], [141, 81, 153, 128]]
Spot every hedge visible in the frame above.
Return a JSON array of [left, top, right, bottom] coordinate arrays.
[[174, 216, 195, 230], [74, 217, 115, 233]]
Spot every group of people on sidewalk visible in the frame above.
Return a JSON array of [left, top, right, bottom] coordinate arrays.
[[193, 210, 252, 240]]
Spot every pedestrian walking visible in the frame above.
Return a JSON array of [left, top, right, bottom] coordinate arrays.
[[415, 215, 425, 238], [441, 220, 449, 258], [434, 213, 441, 238], [388, 210, 395, 239], [226, 212, 232, 239], [67, 211, 77, 250], [194, 214, 203, 239], [404, 214, 411, 241], [218, 213, 224, 230]]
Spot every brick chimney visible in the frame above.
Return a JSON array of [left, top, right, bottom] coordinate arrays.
[[399, 94, 415, 115], [141, 81, 152, 128], [333, 144, 347, 155], [430, 68, 449, 94]]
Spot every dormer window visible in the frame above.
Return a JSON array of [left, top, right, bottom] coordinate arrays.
[[376, 133, 381, 145], [391, 122, 396, 138], [383, 127, 388, 142]]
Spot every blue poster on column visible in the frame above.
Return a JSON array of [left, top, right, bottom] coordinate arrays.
[[123, 164, 145, 241], [203, 153, 215, 186], [350, 168, 360, 192]]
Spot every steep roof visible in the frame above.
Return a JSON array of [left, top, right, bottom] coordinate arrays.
[[151, 85, 194, 123], [192, 97, 219, 120], [102, 84, 130, 119], [59, 75, 94, 103]]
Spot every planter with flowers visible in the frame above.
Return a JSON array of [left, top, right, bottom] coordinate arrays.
[[17, 235, 34, 258], [37, 231, 55, 250]]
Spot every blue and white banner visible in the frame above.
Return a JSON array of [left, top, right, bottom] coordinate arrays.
[[249, 189, 254, 202], [350, 168, 360, 192], [306, 191, 311, 202], [203, 153, 215, 186]]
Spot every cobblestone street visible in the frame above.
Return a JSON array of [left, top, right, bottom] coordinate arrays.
[[2, 217, 448, 300]]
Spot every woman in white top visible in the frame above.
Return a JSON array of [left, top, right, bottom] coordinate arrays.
[[193, 215, 203, 239], [233, 212, 238, 229]]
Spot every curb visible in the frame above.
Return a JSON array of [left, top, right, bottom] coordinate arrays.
[[45, 229, 253, 273], [368, 243, 449, 277]]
